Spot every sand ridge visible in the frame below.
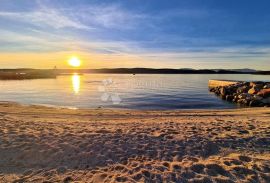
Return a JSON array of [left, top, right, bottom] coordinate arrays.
[[0, 102, 269, 182]]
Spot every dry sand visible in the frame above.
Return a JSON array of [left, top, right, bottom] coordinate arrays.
[[0, 102, 269, 183]]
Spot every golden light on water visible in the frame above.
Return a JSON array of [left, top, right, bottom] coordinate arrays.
[[68, 56, 81, 67], [72, 74, 81, 94]]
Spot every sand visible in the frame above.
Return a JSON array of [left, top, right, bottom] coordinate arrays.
[[0, 102, 269, 183]]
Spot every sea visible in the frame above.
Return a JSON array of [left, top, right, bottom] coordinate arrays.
[[0, 74, 269, 110]]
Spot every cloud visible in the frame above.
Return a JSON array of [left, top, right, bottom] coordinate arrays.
[[74, 4, 147, 29], [0, 1, 269, 70], [0, 8, 91, 30], [1, 27, 270, 63], [0, 1, 148, 31]]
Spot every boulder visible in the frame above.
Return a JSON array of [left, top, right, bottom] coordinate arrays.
[[226, 95, 233, 101], [238, 93, 249, 99], [209, 87, 216, 92], [250, 82, 264, 87], [245, 99, 251, 105], [252, 95, 263, 101], [237, 85, 250, 94], [232, 98, 238, 103], [263, 83, 270, 89], [221, 95, 226, 100], [257, 89, 270, 98], [237, 99, 245, 104], [209, 80, 269, 107], [249, 100, 263, 107], [248, 86, 261, 94], [227, 86, 237, 93], [262, 97, 270, 104], [219, 87, 227, 96]]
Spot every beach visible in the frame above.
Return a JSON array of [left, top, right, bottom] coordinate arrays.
[[0, 102, 269, 183]]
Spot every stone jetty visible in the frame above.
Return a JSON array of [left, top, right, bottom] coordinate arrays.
[[209, 80, 270, 107]]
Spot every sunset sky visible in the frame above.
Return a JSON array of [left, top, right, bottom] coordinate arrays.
[[0, 0, 269, 69]]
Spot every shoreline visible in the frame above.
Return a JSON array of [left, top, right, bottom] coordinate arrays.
[[0, 101, 264, 112], [0, 102, 269, 182], [0, 100, 249, 112]]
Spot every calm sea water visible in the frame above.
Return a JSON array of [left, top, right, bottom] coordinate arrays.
[[0, 74, 269, 110]]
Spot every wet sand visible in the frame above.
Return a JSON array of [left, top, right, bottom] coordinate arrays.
[[0, 102, 269, 182]]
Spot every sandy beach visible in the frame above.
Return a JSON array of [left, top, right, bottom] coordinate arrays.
[[0, 102, 269, 183]]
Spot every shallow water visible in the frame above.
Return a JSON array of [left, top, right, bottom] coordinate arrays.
[[0, 74, 269, 109]]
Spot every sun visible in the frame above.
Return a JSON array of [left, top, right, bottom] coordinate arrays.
[[68, 57, 81, 67]]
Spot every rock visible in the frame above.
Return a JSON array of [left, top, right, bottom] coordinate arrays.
[[209, 80, 269, 107], [237, 85, 250, 93], [226, 95, 233, 101], [238, 99, 245, 104], [263, 83, 270, 89], [253, 95, 263, 100], [238, 93, 247, 99], [209, 87, 215, 92], [248, 87, 259, 94], [255, 83, 264, 89], [257, 89, 270, 98], [250, 81, 264, 87], [248, 83, 264, 94], [249, 100, 263, 107], [243, 99, 250, 105], [221, 95, 226, 100], [237, 98, 250, 105], [262, 97, 270, 104], [220, 87, 227, 96]]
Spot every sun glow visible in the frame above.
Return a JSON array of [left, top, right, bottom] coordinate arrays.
[[68, 57, 81, 67], [71, 74, 81, 94]]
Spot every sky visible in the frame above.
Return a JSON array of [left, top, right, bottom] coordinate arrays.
[[0, 0, 269, 70]]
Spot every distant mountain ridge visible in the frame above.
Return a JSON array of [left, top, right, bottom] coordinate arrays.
[[229, 69, 258, 73], [62, 68, 264, 74], [0, 68, 268, 75]]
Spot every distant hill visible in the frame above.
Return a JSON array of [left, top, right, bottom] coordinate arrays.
[[0, 68, 269, 75], [254, 71, 270, 75], [55, 68, 264, 74], [229, 69, 258, 73]]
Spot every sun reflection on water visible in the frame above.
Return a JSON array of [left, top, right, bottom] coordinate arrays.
[[71, 74, 81, 94]]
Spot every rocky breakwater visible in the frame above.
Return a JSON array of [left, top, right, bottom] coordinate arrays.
[[209, 81, 270, 107]]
